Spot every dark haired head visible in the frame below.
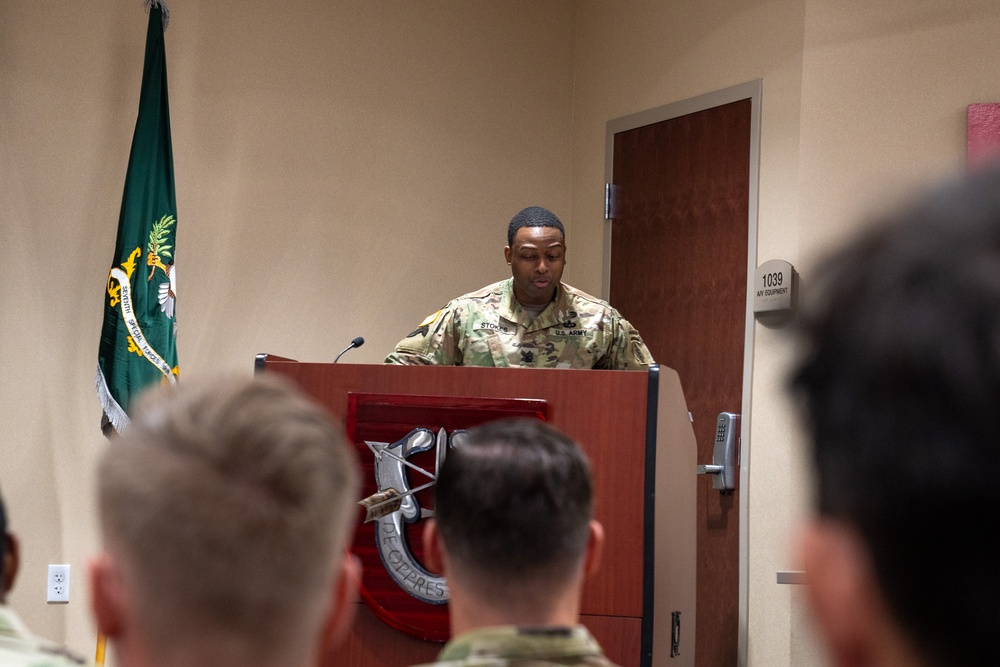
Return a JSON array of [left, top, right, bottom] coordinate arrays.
[[0, 487, 6, 582], [790, 166, 1000, 667], [434, 418, 592, 591], [507, 206, 565, 247], [0, 486, 14, 603]]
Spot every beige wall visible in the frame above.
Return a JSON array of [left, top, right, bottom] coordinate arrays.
[[573, 1, 1000, 666], [0, 0, 575, 656], [3, 0, 1000, 664]]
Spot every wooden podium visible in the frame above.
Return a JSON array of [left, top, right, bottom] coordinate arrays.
[[256, 356, 697, 667]]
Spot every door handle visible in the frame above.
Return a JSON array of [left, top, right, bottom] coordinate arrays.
[[696, 412, 739, 492]]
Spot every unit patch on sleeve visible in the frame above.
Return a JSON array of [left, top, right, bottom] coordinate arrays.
[[406, 310, 441, 338]]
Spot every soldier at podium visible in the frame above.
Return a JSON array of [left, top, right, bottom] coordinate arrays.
[[385, 206, 653, 369], [415, 418, 618, 667]]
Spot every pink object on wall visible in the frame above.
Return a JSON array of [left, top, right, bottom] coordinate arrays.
[[967, 103, 1000, 171]]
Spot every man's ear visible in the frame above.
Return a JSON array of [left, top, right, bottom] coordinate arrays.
[[504, 246, 513, 266], [422, 519, 446, 574], [583, 520, 605, 578], [89, 552, 126, 638], [2, 533, 20, 599], [797, 519, 890, 667], [317, 552, 361, 666]]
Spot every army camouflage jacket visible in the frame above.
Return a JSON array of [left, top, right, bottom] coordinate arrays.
[[385, 279, 653, 370], [410, 625, 619, 667], [0, 605, 87, 666]]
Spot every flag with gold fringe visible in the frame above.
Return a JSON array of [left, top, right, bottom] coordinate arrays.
[[96, 0, 178, 435]]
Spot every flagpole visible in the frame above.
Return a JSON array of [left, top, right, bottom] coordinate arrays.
[[97, 0, 180, 431], [144, 0, 170, 30], [95, 1, 178, 660], [95, 632, 107, 666]]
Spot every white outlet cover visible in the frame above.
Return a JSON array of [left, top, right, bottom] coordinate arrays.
[[47, 564, 70, 604]]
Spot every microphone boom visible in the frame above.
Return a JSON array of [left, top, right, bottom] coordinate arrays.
[[334, 336, 365, 364]]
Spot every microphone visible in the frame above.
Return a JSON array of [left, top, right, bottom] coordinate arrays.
[[334, 336, 365, 364]]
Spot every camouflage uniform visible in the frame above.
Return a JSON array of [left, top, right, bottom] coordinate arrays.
[[385, 279, 653, 370], [410, 625, 619, 667], [0, 605, 87, 666]]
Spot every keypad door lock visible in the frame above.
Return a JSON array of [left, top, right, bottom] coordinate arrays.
[[696, 412, 739, 492]]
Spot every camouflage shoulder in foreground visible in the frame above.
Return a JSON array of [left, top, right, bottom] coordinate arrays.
[[0, 606, 88, 666], [409, 625, 620, 667], [385, 279, 654, 370]]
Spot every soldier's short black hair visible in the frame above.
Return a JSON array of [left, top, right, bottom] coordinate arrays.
[[507, 206, 565, 247], [790, 166, 1000, 667], [434, 419, 592, 588], [0, 486, 8, 582]]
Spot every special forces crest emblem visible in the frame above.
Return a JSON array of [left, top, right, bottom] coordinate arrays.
[[346, 393, 548, 640], [359, 427, 466, 605]]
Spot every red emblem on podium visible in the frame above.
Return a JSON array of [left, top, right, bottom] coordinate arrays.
[[346, 393, 547, 641]]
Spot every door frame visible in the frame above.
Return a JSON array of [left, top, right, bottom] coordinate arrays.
[[603, 79, 762, 667]]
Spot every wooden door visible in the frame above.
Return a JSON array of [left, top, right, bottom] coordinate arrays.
[[609, 96, 752, 666]]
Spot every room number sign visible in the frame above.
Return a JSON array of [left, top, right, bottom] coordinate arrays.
[[753, 259, 795, 313]]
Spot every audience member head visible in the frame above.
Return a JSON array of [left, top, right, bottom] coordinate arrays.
[[0, 486, 19, 604], [507, 206, 565, 247], [90, 374, 361, 667], [425, 418, 602, 631], [790, 167, 1000, 667]]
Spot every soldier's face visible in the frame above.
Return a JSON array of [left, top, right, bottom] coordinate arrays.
[[504, 226, 566, 306]]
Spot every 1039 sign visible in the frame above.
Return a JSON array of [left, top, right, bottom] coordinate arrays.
[[753, 259, 794, 314]]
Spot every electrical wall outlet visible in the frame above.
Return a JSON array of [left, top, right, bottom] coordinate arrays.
[[47, 564, 70, 604]]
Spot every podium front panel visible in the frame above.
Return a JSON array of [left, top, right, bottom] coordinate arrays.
[[258, 359, 654, 667]]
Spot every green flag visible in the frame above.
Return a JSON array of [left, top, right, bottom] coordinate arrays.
[[97, 1, 179, 434]]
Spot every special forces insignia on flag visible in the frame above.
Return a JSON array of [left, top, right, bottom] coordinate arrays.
[[105, 217, 178, 382], [147, 214, 178, 320]]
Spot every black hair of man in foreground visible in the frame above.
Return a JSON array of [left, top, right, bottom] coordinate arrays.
[[790, 166, 1000, 667], [412, 418, 618, 667]]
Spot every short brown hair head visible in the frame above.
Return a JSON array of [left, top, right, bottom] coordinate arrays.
[[434, 418, 592, 597], [97, 374, 359, 659]]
